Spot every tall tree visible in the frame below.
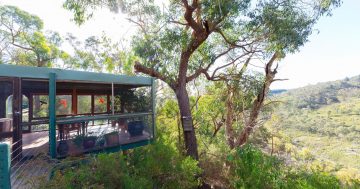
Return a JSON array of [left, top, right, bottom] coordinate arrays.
[[63, 33, 135, 74], [64, 0, 340, 159], [0, 5, 63, 67]]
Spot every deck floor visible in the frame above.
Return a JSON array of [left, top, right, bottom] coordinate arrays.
[[17, 123, 151, 156], [11, 154, 57, 189], [22, 131, 49, 157]]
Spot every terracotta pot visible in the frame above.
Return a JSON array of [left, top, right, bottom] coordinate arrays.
[[128, 121, 144, 137], [83, 137, 96, 149], [57, 141, 69, 156], [105, 132, 119, 147], [67, 141, 83, 156]]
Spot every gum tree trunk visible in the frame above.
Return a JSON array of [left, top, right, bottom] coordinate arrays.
[[175, 83, 199, 160], [225, 88, 235, 149]]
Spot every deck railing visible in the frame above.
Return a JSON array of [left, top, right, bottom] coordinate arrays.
[[0, 142, 11, 189], [53, 112, 154, 158]]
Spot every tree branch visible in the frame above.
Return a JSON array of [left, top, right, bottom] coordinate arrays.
[[134, 61, 176, 89], [181, 0, 203, 33], [234, 52, 279, 147], [186, 47, 236, 83], [272, 78, 289, 82], [211, 53, 252, 80], [169, 20, 188, 26], [215, 29, 257, 53]]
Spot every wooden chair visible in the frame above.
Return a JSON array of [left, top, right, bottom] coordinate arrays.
[[111, 118, 128, 132], [57, 123, 81, 140]]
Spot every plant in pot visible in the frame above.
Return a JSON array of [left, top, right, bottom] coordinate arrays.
[[104, 131, 119, 147], [67, 139, 82, 156], [83, 135, 97, 149], [73, 135, 84, 148], [69, 135, 86, 156], [128, 121, 144, 137], [57, 140, 69, 156], [95, 133, 106, 148]]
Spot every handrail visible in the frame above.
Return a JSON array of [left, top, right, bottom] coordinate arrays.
[[20, 112, 153, 126], [21, 120, 49, 126], [56, 112, 152, 124]]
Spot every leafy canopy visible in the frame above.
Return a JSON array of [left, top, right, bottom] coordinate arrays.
[[63, 33, 136, 73], [63, 0, 341, 85], [0, 5, 64, 67]]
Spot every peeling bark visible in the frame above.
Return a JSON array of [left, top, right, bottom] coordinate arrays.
[[175, 85, 199, 160], [224, 87, 235, 149]]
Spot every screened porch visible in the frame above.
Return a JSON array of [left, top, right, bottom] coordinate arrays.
[[0, 64, 155, 160]]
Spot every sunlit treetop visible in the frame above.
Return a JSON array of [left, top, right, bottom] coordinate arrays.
[[0, 5, 64, 67], [63, 0, 341, 87], [63, 0, 341, 159]]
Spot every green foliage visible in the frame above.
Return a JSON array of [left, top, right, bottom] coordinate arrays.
[[63, 0, 341, 87], [265, 75, 360, 185], [64, 33, 136, 73], [63, 0, 342, 167], [128, 140, 201, 189], [230, 145, 285, 188], [43, 136, 201, 189], [44, 153, 151, 189], [229, 145, 346, 189], [45, 91, 360, 188], [285, 170, 341, 189], [0, 5, 43, 32], [0, 6, 64, 67]]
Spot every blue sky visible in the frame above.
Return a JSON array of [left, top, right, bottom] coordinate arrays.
[[273, 0, 360, 89], [1, 0, 360, 89]]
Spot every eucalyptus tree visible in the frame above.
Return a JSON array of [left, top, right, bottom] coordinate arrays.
[[64, 33, 135, 74], [0, 5, 63, 67], [64, 0, 340, 159]]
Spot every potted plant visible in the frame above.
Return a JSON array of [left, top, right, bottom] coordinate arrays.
[[95, 134, 106, 147], [104, 131, 119, 147], [83, 136, 97, 149], [128, 121, 144, 137], [73, 135, 97, 150], [57, 140, 69, 156], [67, 139, 83, 156], [73, 135, 85, 148]]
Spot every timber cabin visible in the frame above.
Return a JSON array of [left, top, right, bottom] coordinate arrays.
[[0, 64, 155, 159]]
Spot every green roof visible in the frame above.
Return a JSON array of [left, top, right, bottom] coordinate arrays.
[[0, 64, 152, 85]]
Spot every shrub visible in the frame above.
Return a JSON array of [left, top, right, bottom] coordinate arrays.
[[286, 170, 341, 189], [229, 145, 286, 188], [228, 145, 345, 189], [42, 140, 201, 189]]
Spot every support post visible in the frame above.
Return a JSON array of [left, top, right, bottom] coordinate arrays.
[[91, 94, 95, 126], [49, 73, 56, 158], [151, 78, 156, 138], [111, 83, 114, 115], [12, 77, 22, 161], [0, 143, 11, 189], [106, 94, 110, 114], [28, 93, 33, 132], [107, 94, 110, 124], [0, 94, 6, 118], [72, 88, 77, 115]]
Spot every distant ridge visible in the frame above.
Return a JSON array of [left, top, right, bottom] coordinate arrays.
[[269, 74, 360, 173], [269, 89, 287, 96]]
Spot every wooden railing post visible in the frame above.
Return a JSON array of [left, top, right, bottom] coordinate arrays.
[[12, 77, 22, 162], [49, 73, 57, 158], [151, 78, 156, 138], [0, 143, 11, 189]]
